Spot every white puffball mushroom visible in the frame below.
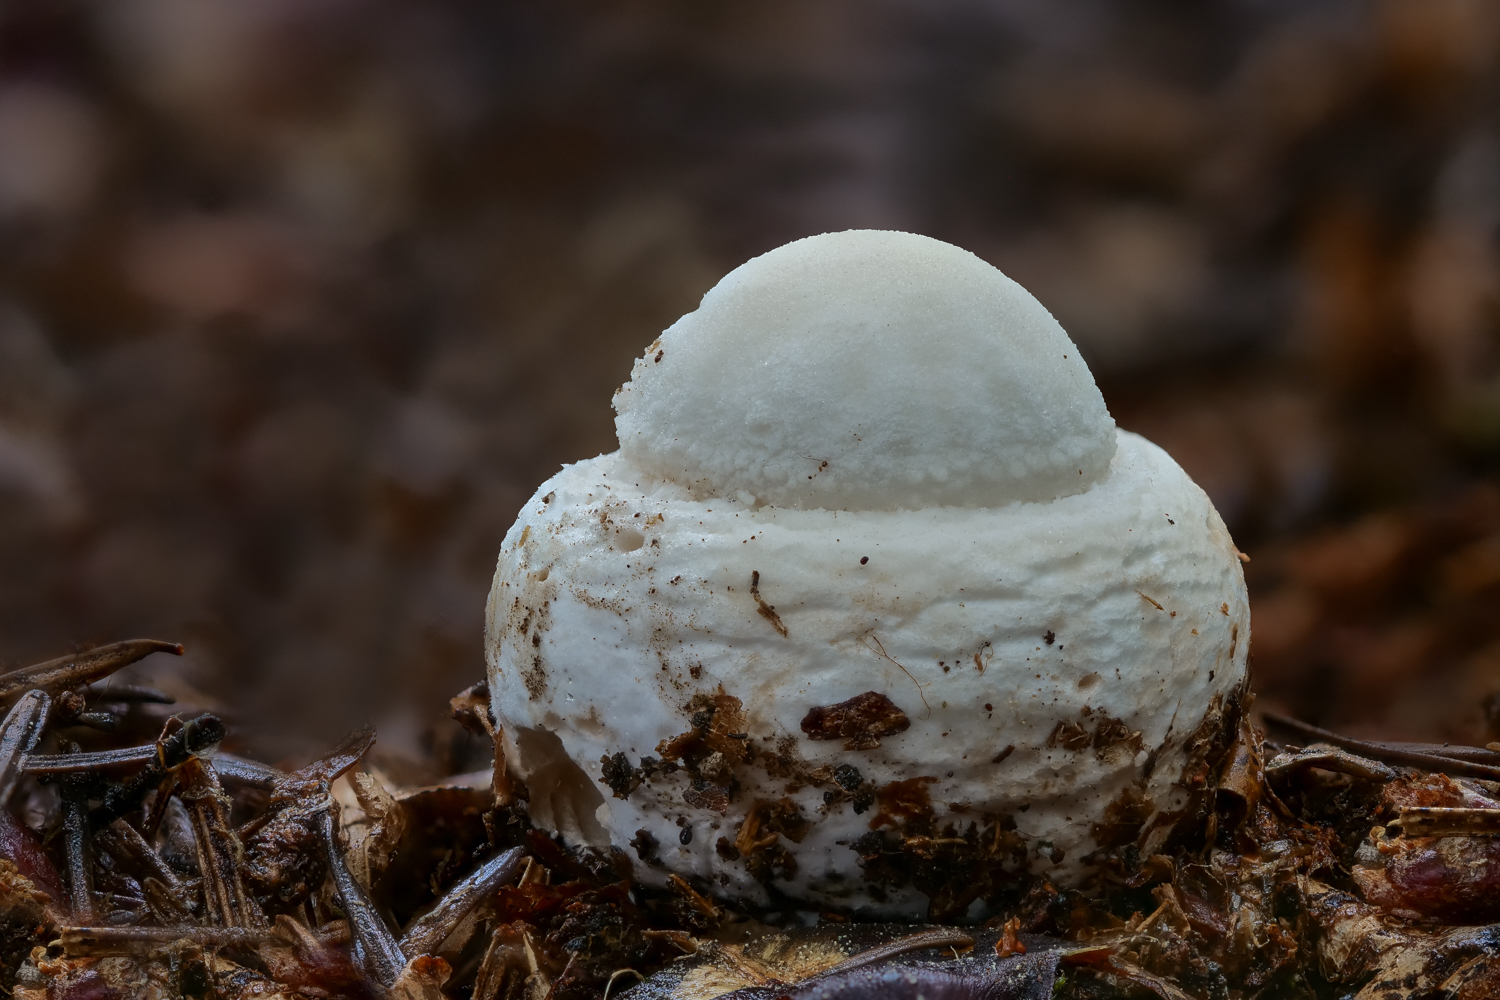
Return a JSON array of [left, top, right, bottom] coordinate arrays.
[[485, 230, 1249, 920]]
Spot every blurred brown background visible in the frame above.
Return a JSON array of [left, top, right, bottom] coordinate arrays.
[[1, 0, 1498, 755]]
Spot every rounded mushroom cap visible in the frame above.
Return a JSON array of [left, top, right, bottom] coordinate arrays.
[[613, 230, 1116, 511]]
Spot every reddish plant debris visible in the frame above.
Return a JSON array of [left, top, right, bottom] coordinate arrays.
[[658, 692, 751, 769], [600, 751, 640, 800], [1090, 785, 1155, 851], [748, 571, 788, 638], [1345, 773, 1500, 924], [607, 693, 848, 821], [8, 635, 1500, 999], [869, 776, 938, 830], [1048, 708, 1145, 762], [0, 639, 712, 1000], [1090, 713, 1146, 761], [733, 798, 810, 885], [1353, 828, 1500, 925], [734, 798, 810, 854], [1046, 719, 1092, 753], [851, 778, 1032, 923], [0, 640, 183, 700], [994, 916, 1026, 957], [799, 691, 911, 751]]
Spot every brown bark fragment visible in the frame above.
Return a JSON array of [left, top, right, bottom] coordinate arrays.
[[800, 692, 910, 751]]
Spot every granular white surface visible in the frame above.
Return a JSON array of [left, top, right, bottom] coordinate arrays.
[[485, 230, 1250, 918], [486, 433, 1248, 916], [613, 230, 1116, 511]]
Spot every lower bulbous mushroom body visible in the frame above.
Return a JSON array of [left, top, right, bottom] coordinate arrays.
[[484, 231, 1249, 919]]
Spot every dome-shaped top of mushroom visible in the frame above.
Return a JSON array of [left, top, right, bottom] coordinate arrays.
[[613, 230, 1116, 510]]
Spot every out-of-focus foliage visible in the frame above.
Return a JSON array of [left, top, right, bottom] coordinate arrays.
[[0, 0, 1496, 749]]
